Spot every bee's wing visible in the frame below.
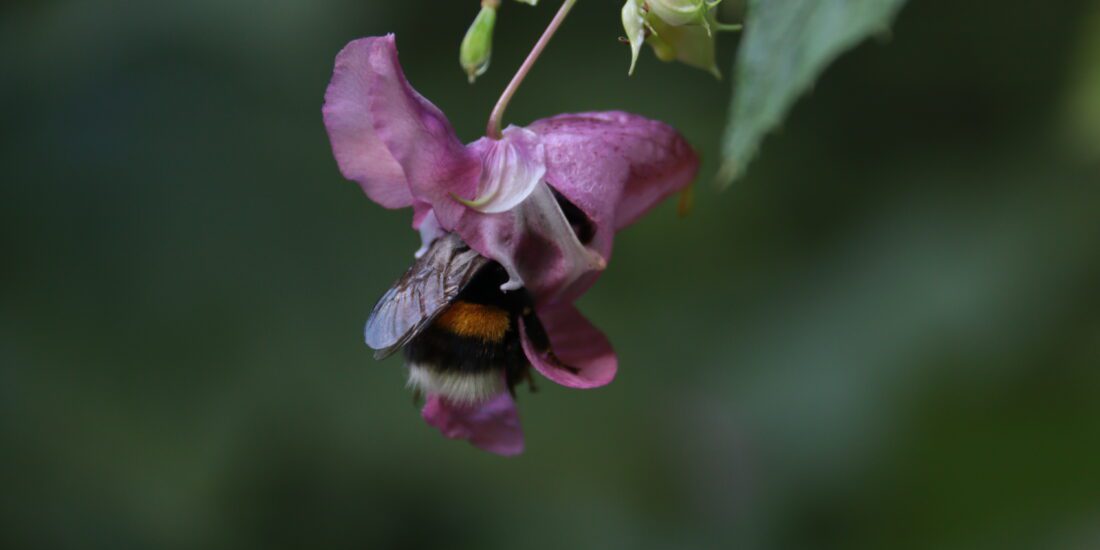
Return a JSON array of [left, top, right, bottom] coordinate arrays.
[[365, 233, 489, 359]]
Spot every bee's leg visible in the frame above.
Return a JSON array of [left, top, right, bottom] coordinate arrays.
[[540, 349, 581, 375], [506, 369, 537, 398], [411, 388, 424, 408], [520, 306, 581, 375], [524, 368, 539, 393]]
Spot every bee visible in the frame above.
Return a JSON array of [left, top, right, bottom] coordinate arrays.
[[365, 192, 593, 403]]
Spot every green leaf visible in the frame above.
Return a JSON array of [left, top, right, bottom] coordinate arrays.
[[718, 0, 907, 186]]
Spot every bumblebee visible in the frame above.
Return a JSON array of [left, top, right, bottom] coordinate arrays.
[[365, 233, 561, 402], [365, 193, 592, 403]]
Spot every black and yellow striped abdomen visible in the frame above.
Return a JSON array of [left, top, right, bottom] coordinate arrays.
[[433, 301, 511, 342], [402, 263, 531, 403]]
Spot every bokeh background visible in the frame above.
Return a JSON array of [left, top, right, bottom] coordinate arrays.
[[3, 0, 1100, 548]]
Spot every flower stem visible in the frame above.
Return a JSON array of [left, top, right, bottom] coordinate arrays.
[[486, 0, 577, 139]]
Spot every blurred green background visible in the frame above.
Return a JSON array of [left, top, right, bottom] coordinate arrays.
[[3, 1, 1100, 548]]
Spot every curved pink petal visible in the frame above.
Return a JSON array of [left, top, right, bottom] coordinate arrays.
[[458, 126, 545, 214], [323, 37, 413, 208], [520, 304, 617, 389], [362, 35, 481, 224], [421, 392, 524, 456], [518, 111, 698, 302], [410, 200, 434, 229], [451, 181, 605, 299], [324, 35, 482, 215], [528, 111, 699, 232], [446, 112, 696, 306]]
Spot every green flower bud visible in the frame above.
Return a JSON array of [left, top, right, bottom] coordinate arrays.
[[646, 11, 720, 78], [621, 0, 736, 78], [460, 3, 498, 84]]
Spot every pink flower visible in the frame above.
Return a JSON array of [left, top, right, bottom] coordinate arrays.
[[323, 34, 698, 455]]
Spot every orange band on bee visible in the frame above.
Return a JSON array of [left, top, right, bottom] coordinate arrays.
[[435, 301, 511, 342]]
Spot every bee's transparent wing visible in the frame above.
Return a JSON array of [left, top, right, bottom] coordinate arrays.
[[365, 233, 489, 359]]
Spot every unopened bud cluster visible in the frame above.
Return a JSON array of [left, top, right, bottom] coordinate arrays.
[[622, 0, 738, 78]]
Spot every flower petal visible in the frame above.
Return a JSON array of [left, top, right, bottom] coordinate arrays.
[[452, 181, 606, 297], [528, 111, 699, 233], [323, 36, 413, 208], [421, 392, 524, 456], [522, 111, 699, 301], [362, 35, 482, 219], [520, 304, 617, 389], [456, 126, 545, 214], [449, 112, 696, 305]]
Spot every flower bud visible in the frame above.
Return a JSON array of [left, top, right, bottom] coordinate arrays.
[[460, 3, 498, 83], [622, 0, 735, 78], [646, 13, 721, 78]]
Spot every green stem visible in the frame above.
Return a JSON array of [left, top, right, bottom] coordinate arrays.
[[486, 0, 578, 139]]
